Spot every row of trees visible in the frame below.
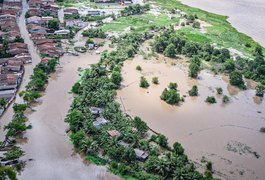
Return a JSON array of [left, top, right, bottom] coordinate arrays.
[[82, 29, 106, 38], [153, 29, 265, 86], [120, 4, 150, 16]]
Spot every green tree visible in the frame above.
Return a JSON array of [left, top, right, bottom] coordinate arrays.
[[156, 134, 168, 148], [189, 57, 201, 78], [229, 71, 246, 89], [164, 43, 176, 58], [173, 142, 184, 155], [206, 96, 216, 104], [152, 77, 159, 84], [255, 85, 265, 97], [168, 82, 177, 90], [111, 71, 122, 86], [188, 85, 198, 96], [140, 76, 149, 88], [48, 19, 59, 30], [222, 95, 230, 103], [216, 87, 223, 95], [65, 110, 84, 132], [136, 65, 142, 71], [0, 167, 16, 180], [134, 116, 148, 135]]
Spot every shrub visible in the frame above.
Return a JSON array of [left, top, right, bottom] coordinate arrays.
[[206, 161, 213, 172], [206, 96, 216, 104], [140, 76, 149, 88], [216, 87, 223, 95], [255, 85, 265, 97], [259, 127, 265, 133], [152, 77, 159, 84], [160, 88, 181, 105], [222, 95, 230, 103], [136, 65, 142, 71], [229, 71, 246, 89], [260, 127, 265, 133], [168, 82, 177, 90], [188, 85, 198, 96]]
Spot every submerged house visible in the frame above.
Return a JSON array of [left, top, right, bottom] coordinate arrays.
[[134, 148, 149, 161], [107, 130, 121, 137], [89, 107, 103, 115], [93, 117, 109, 127]]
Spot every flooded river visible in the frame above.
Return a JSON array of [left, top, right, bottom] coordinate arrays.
[[117, 48, 265, 179], [180, 0, 265, 47]]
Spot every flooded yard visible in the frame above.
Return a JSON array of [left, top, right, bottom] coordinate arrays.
[[117, 53, 265, 179]]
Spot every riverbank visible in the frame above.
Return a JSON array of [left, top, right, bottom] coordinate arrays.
[[180, 0, 265, 47]]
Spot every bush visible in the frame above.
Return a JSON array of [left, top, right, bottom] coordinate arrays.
[[168, 82, 177, 90], [192, 21, 200, 29], [72, 82, 81, 94], [255, 85, 265, 97], [260, 127, 265, 133], [188, 85, 198, 96], [164, 43, 176, 58], [160, 88, 181, 105], [206, 96, 216, 104], [216, 87, 223, 95], [152, 77, 159, 84], [229, 71, 246, 89], [206, 161, 213, 172], [140, 76, 149, 88], [222, 95, 230, 103], [136, 65, 142, 71]]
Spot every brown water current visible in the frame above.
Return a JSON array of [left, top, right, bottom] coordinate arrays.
[[17, 30, 119, 179], [117, 52, 265, 179], [180, 0, 265, 47]]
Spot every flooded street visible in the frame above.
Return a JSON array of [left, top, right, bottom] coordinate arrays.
[[180, 0, 265, 47], [0, 0, 41, 140], [117, 53, 265, 179], [18, 27, 119, 178]]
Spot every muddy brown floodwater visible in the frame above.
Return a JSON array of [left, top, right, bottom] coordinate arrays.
[[117, 53, 265, 179], [180, 0, 265, 47], [17, 29, 120, 179]]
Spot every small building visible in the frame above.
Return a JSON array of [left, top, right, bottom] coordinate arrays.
[[93, 117, 109, 127], [89, 107, 103, 115], [134, 148, 149, 161], [107, 130, 121, 137], [26, 16, 42, 24], [54, 29, 70, 35]]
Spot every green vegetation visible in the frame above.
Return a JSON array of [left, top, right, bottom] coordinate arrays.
[[3, 146, 24, 161], [229, 71, 246, 89], [152, 77, 159, 84], [121, 4, 150, 16], [139, 76, 149, 88], [0, 167, 16, 180], [74, 46, 87, 53], [136, 65, 142, 71], [189, 56, 201, 78], [81, 15, 110, 22], [205, 96, 216, 104], [154, 0, 265, 56], [66, 32, 209, 179], [48, 19, 60, 31], [222, 95, 230, 103], [255, 85, 265, 97], [260, 127, 265, 133], [164, 43, 176, 58], [160, 83, 181, 105], [216, 87, 223, 95], [82, 29, 106, 38], [85, 155, 107, 166], [189, 85, 198, 96]]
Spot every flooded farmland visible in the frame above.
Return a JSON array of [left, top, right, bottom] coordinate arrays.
[[117, 52, 265, 179]]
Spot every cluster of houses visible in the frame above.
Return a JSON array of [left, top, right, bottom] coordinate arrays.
[[89, 106, 149, 161], [26, 0, 65, 59], [0, 0, 32, 116]]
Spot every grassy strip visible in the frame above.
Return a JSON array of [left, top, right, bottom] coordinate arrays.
[[155, 0, 265, 56]]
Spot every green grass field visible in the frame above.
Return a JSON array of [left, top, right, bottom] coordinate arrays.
[[155, 0, 265, 56], [101, 13, 179, 33]]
